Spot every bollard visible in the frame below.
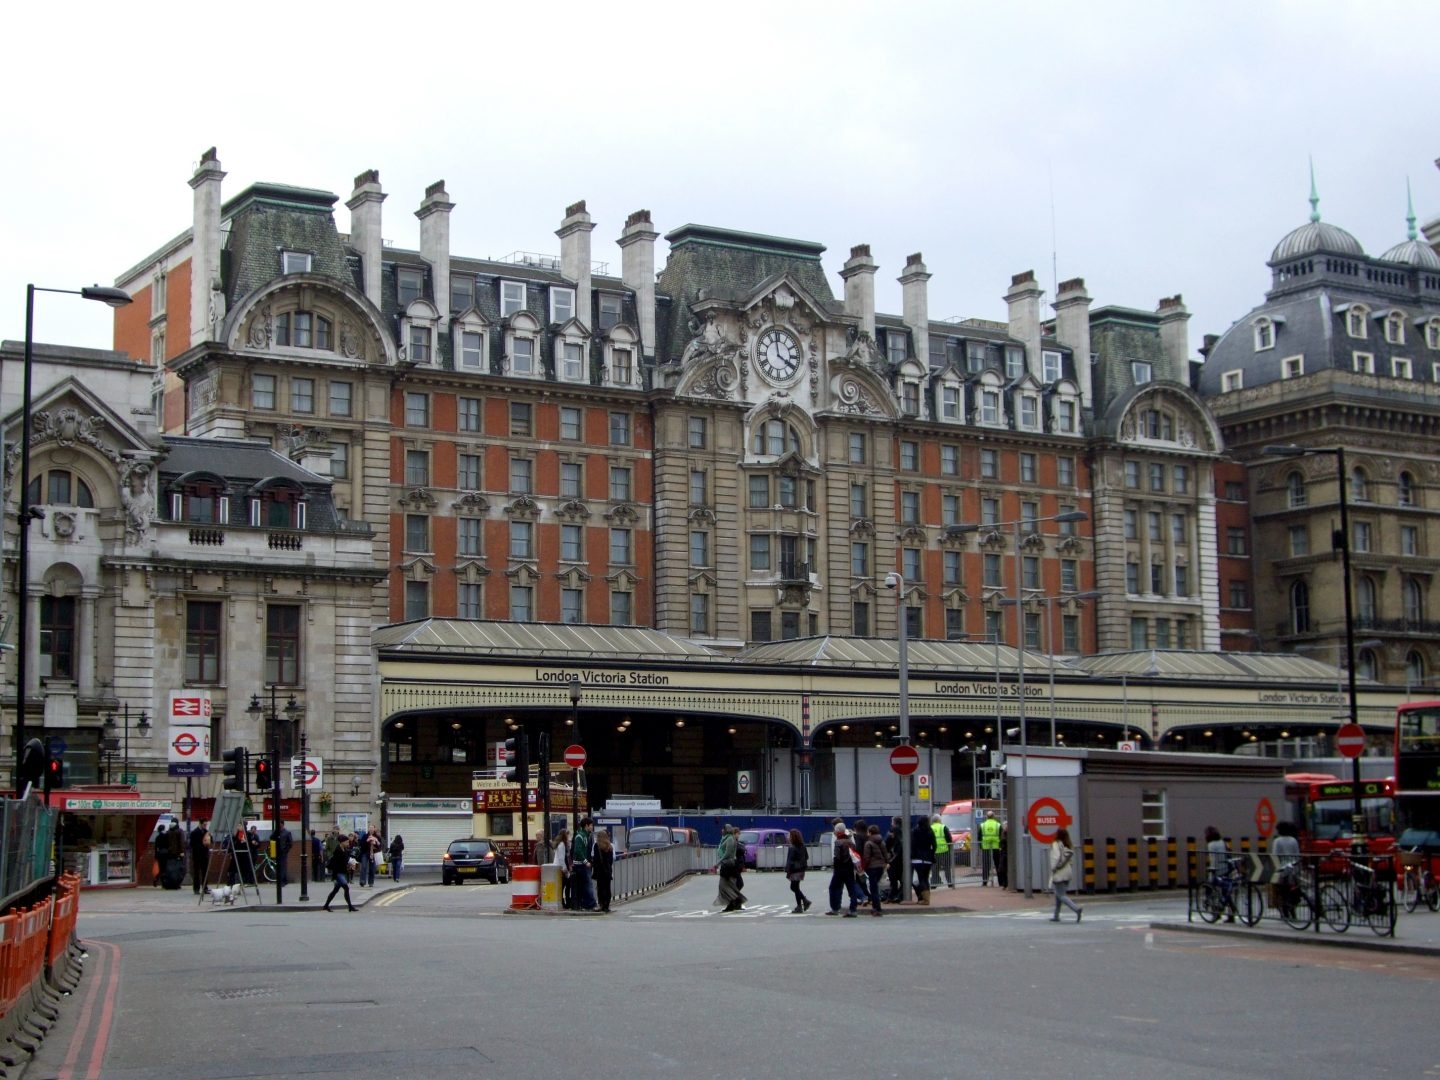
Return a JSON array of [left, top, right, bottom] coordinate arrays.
[[1105, 838, 1118, 893], [509, 864, 541, 910], [1166, 838, 1178, 889], [1146, 837, 1160, 890], [1126, 838, 1140, 892], [1081, 838, 1096, 894]]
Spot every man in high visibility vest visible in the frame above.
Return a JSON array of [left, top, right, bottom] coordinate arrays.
[[929, 815, 953, 889], [979, 811, 1002, 886]]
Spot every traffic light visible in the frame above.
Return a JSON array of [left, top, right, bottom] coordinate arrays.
[[503, 734, 528, 785], [255, 755, 273, 791], [222, 747, 249, 793], [43, 740, 66, 794]]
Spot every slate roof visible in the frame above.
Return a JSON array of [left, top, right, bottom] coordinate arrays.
[[374, 619, 720, 661], [1271, 219, 1364, 262], [159, 435, 353, 532], [221, 184, 351, 307]]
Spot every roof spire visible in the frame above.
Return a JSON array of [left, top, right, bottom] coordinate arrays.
[[1406, 177, 1418, 240], [1308, 156, 1320, 223]]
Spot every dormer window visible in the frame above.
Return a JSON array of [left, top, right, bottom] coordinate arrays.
[[1346, 306, 1368, 338], [500, 281, 526, 318], [901, 381, 921, 417], [1055, 399, 1076, 434], [559, 340, 585, 382], [1018, 394, 1039, 430], [598, 294, 622, 331], [408, 323, 431, 364], [886, 330, 908, 365], [602, 326, 639, 390], [1221, 370, 1243, 392], [397, 268, 424, 307], [1253, 317, 1275, 351], [250, 486, 307, 530], [281, 251, 312, 275], [979, 389, 1000, 425], [450, 274, 475, 313], [511, 336, 534, 374], [1386, 312, 1406, 345], [275, 311, 332, 351], [1282, 355, 1305, 378], [939, 382, 962, 422], [171, 481, 230, 524], [550, 287, 575, 325], [1352, 352, 1374, 375], [1041, 350, 1062, 382], [1427, 318, 1440, 350], [966, 342, 987, 373], [1005, 346, 1024, 380], [459, 330, 484, 370], [1131, 361, 1152, 385]]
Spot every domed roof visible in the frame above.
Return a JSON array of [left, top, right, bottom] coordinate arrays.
[[1380, 238, 1440, 269], [1270, 219, 1364, 262]]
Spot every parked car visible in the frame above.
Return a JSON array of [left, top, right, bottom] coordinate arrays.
[[736, 828, 790, 868], [624, 825, 677, 853], [441, 838, 510, 885], [670, 827, 701, 846]]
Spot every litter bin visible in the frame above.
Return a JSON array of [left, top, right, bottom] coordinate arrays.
[[541, 863, 562, 906]]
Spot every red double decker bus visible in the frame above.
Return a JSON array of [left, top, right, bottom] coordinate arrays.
[[1284, 772, 1398, 856], [1396, 701, 1440, 832]]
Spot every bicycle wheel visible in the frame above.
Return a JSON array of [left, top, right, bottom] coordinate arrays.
[[1240, 882, 1265, 927], [259, 859, 277, 884], [1428, 879, 1440, 912], [1404, 870, 1422, 913], [1364, 889, 1396, 937], [1199, 883, 1223, 923], [1279, 886, 1313, 931], [1319, 883, 1350, 932]]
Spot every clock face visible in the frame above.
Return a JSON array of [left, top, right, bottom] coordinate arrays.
[[757, 328, 800, 381]]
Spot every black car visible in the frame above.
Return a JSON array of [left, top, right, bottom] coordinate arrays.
[[623, 826, 676, 854], [441, 838, 510, 885]]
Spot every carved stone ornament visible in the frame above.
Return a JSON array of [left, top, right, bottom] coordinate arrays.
[[504, 495, 540, 519], [453, 492, 490, 513], [1020, 533, 1046, 553], [340, 320, 362, 359], [247, 303, 273, 349], [399, 488, 438, 511], [835, 374, 883, 415], [4, 407, 121, 502], [119, 458, 154, 544], [51, 511, 77, 540]]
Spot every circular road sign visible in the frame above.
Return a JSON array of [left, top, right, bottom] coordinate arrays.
[[1026, 797, 1074, 845], [1335, 723, 1367, 759], [889, 745, 920, 776], [1254, 796, 1276, 838], [171, 731, 202, 757], [564, 744, 587, 769], [295, 759, 321, 787]]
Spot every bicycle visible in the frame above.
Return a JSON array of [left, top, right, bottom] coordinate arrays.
[[1270, 864, 1313, 931], [1400, 851, 1439, 913], [1321, 856, 1395, 936], [1199, 857, 1264, 927], [255, 853, 277, 884]]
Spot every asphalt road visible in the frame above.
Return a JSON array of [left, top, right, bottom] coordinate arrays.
[[27, 874, 1440, 1079]]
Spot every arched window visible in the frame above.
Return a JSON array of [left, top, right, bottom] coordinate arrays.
[[751, 418, 801, 457], [1398, 471, 1418, 508], [275, 310, 332, 351], [1356, 577, 1377, 625], [1358, 648, 1379, 681], [1290, 580, 1311, 634], [1287, 471, 1306, 508], [1404, 578, 1425, 625], [1407, 650, 1426, 688], [1349, 467, 1369, 503], [27, 470, 95, 508]]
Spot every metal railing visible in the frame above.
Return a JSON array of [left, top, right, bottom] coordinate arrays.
[[0, 792, 58, 912]]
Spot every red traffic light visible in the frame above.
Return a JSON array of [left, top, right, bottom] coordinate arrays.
[[255, 757, 273, 788]]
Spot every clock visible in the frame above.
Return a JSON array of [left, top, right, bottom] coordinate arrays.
[[756, 328, 800, 381]]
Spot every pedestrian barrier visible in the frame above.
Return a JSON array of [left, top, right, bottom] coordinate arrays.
[[1146, 838, 1160, 888], [1125, 838, 1139, 891], [1104, 838, 1118, 892], [509, 864, 541, 910], [1075, 836, 1272, 894]]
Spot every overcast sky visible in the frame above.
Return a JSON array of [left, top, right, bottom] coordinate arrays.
[[4, 1, 1437, 361]]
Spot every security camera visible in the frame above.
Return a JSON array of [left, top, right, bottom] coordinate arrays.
[[1005, 727, 1020, 738], [884, 572, 902, 590]]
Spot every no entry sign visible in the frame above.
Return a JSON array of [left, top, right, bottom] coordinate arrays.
[[1026, 797, 1074, 845], [889, 745, 920, 776], [564, 744, 587, 769], [1335, 723, 1366, 759]]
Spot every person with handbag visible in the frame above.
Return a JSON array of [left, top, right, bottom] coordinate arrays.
[[862, 824, 889, 916], [784, 828, 811, 913], [715, 825, 745, 911], [1048, 826, 1083, 923], [826, 824, 859, 917], [323, 835, 358, 912]]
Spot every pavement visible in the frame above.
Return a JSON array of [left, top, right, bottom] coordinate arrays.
[[62, 865, 1440, 956]]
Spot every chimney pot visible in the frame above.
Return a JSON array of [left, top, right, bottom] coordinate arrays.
[[850, 243, 871, 259], [1011, 270, 1036, 287], [566, 199, 588, 217]]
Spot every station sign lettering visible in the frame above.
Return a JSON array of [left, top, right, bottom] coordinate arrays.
[[534, 669, 672, 688]]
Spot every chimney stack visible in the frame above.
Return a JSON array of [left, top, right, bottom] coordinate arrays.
[[1052, 277, 1093, 410], [1004, 270, 1044, 375], [557, 200, 595, 330], [188, 147, 226, 346], [898, 253, 931, 367], [1157, 294, 1191, 373], [840, 244, 878, 341], [346, 169, 386, 308], [417, 180, 453, 325], [619, 210, 659, 357]]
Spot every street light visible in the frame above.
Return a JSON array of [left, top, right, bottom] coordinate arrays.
[[248, 687, 303, 902], [569, 677, 582, 850], [955, 509, 1088, 898], [1039, 590, 1101, 747], [101, 703, 150, 786], [884, 571, 914, 901], [13, 284, 131, 781], [1264, 443, 1366, 853]]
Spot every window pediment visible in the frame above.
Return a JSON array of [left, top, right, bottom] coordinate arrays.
[[605, 503, 639, 525], [452, 492, 490, 514], [504, 495, 540, 519], [399, 488, 437, 511], [555, 499, 591, 522]]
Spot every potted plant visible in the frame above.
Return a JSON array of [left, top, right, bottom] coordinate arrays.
[[317, 792, 333, 814]]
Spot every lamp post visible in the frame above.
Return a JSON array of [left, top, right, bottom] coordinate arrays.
[[884, 571, 913, 901], [248, 687, 302, 901], [569, 677, 582, 847], [101, 703, 150, 786], [1264, 443, 1365, 852], [12, 284, 131, 781], [1039, 590, 1101, 747]]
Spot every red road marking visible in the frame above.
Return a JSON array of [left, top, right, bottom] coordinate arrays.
[[56, 939, 119, 1080]]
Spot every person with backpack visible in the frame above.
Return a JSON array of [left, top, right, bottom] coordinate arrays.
[[826, 824, 859, 917], [784, 828, 811, 914]]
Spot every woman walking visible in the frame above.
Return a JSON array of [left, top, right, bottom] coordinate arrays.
[[593, 829, 616, 913], [826, 824, 859, 917], [551, 829, 571, 909], [784, 828, 811, 913], [716, 824, 746, 912], [862, 824, 888, 916], [1048, 826, 1083, 922], [910, 816, 935, 904], [323, 835, 358, 912], [387, 834, 405, 883]]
